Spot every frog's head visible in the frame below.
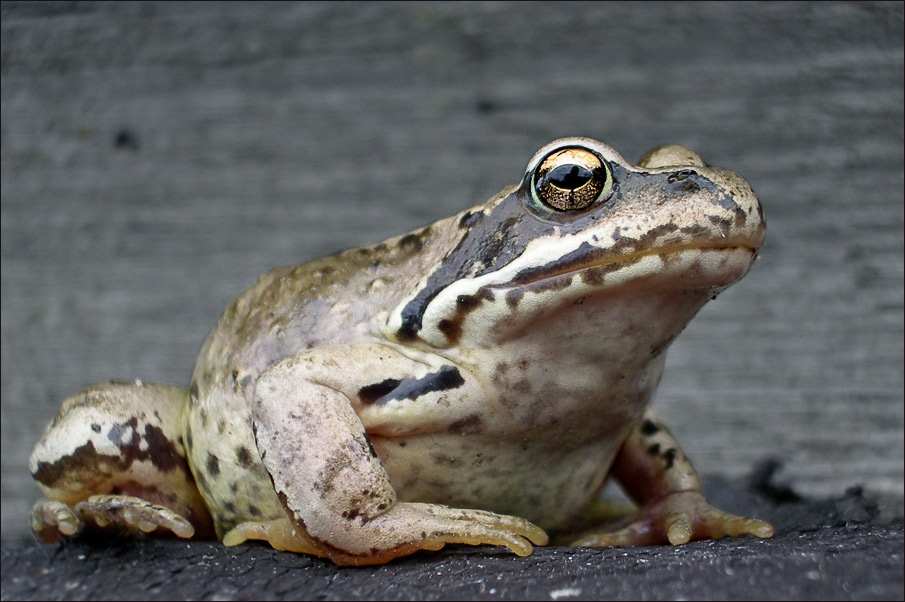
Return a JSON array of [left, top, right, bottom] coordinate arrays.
[[387, 137, 765, 350]]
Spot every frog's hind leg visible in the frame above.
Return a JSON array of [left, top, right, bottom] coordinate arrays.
[[569, 409, 773, 548], [28, 381, 213, 542]]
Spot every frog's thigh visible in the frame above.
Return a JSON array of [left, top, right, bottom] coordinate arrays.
[[248, 345, 547, 566], [28, 381, 212, 541], [571, 409, 773, 547]]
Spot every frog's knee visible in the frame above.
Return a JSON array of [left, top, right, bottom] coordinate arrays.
[[29, 381, 213, 538]]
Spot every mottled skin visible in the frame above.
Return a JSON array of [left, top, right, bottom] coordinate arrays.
[[30, 138, 773, 565]]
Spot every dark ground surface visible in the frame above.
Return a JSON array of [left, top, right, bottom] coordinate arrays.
[[2, 2, 903, 601], [3, 470, 903, 601]]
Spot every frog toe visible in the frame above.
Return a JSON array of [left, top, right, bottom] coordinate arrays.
[[30, 499, 84, 542], [75, 494, 195, 538], [222, 518, 322, 555], [569, 491, 773, 548]]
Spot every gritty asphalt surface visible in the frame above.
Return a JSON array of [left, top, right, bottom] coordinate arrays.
[[3, 470, 902, 601]]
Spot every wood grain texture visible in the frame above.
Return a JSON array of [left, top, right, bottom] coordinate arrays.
[[2, 1, 903, 545]]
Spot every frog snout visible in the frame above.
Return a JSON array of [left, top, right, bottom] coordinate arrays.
[[700, 167, 766, 250]]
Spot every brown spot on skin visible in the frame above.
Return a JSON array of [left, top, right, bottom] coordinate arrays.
[[90, 424, 101, 433], [437, 288, 494, 343], [663, 448, 677, 469], [432, 453, 457, 466], [448, 414, 483, 435], [248, 503, 261, 517], [206, 452, 220, 477], [648, 443, 661, 456], [235, 445, 255, 469], [223, 501, 237, 514], [641, 419, 660, 436]]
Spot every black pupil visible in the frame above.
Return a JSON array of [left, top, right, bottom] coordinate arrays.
[[546, 164, 593, 190]]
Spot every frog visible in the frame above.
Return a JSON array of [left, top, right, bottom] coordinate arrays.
[[28, 137, 773, 565]]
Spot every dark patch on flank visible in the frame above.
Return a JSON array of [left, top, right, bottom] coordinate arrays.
[[359, 378, 403, 405], [248, 503, 262, 517], [648, 443, 661, 456], [663, 448, 677, 469], [206, 452, 221, 477], [30, 442, 109, 487], [448, 414, 483, 435], [223, 501, 237, 514], [374, 366, 466, 405], [235, 445, 255, 469], [107, 417, 140, 449], [141, 424, 181, 472], [641, 419, 660, 436], [90, 423, 102, 433]]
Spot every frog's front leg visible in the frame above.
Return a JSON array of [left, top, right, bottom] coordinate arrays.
[[229, 344, 547, 566], [28, 382, 213, 542], [571, 409, 774, 547]]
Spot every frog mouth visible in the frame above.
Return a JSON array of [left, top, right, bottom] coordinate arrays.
[[506, 243, 759, 290]]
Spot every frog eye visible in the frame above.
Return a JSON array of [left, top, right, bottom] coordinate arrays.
[[531, 147, 613, 212]]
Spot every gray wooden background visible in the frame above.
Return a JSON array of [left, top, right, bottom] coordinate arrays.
[[2, 1, 902, 544]]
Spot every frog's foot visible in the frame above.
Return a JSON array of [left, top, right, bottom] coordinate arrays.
[[360, 502, 548, 562], [30, 499, 84, 543], [223, 519, 322, 555], [73, 494, 195, 539], [569, 491, 774, 547], [223, 505, 548, 565]]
